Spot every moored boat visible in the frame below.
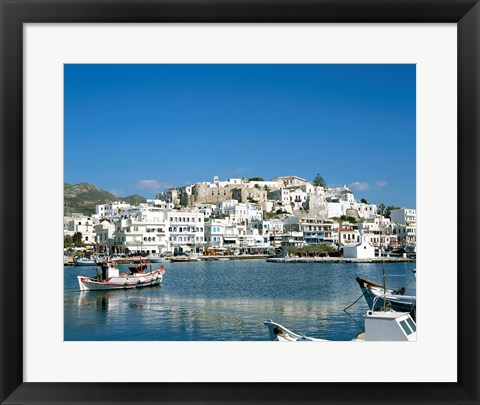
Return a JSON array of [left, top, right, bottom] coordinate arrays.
[[147, 255, 170, 263], [170, 256, 190, 263], [264, 309, 416, 342], [74, 256, 97, 266], [355, 276, 416, 320], [77, 262, 165, 291]]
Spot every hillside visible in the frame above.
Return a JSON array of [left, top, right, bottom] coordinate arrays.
[[64, 182, 146, 215]]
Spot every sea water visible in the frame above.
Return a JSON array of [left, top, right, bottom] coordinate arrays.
[[64, 260, 416, 341]]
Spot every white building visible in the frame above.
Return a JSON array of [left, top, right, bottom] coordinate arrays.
[[166, 210, 205, 253], [94, 220, 116, 252], [390, 208, 416, 245], [219, 202, 263, 224], [215, 199, 239, 216], [64, 215, 98, 244], [281, 231, 305, 248], [288, 188, 308, 210], [95, 201, 131, 217], [204, 219, 228, 248], [113, 207, 168, 254], [343, 235, 375, 259]]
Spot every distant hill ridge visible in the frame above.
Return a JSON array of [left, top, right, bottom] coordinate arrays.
[[64, 182, 146, 215]]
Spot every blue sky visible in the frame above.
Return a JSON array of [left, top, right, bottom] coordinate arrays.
[[64, 64, 416, 208]]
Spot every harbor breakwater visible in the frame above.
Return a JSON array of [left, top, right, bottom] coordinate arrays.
[[266, 257, 415, 263]]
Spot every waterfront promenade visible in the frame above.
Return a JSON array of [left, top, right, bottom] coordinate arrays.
[[266, 256, 415, 263], [65, 254, 415, 265]]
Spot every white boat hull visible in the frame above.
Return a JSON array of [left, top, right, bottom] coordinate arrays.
[[264, 310, 416, 342], [77, 268, 165, 291], [74, 260, 96, 266]]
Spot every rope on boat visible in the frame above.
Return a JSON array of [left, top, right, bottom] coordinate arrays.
[[343, 290, 368, 312]]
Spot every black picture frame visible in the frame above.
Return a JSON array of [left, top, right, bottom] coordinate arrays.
[[1, 1, 479, 404]]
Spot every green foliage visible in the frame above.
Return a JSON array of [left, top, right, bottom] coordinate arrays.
[[340, 215, 357, 223], [312, 173, 327, 188], [72, 232, 84, 247], [377, 203, 386, 215], [360, 198, 368, 204], [379, 205, 401, 218], [248, 177, 264, 181], [284, 243, 334, 257], [64, 234, 73, 248]]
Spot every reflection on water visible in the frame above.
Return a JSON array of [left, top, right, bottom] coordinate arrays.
[[64, 261, 416, 341]]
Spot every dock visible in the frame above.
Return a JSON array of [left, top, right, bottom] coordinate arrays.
[[266, 257, 415, 263]]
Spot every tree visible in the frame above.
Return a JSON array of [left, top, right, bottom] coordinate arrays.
[[384, 205, 401, 219], [360, 198, 368, 204], [248, 177, 264, 182], [312, 173, 327, 188], [64, 234, 73, 248], [72, 232, 84, 247], [340, 215, 356, 223], [377, 203, 386, 215]]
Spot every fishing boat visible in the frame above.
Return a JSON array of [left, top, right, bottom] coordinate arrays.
[[77, 262, 165, 291], [147, 255, 170, 263], [264, 309, 416, 342], [169, 256, 190, 263], [355, 276, 416, 320], [128, 262, 148, 272], [74, 256, 97, 266]]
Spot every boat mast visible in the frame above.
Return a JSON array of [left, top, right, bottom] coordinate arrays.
[[382, 266, 387, 311], [382, 224, 387, 311]]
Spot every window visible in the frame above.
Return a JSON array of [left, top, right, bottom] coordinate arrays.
[[399, 320, 413, 335], [406, 317, 416, 332]]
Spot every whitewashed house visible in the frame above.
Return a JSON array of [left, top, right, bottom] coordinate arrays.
[[114, 207, 168, 255], [94, 220, 116, 252], [166, 210, 205, 254], [204, 219, 228, 249], [390, 208, 416, 245], [64, 215, 98, 244], [343, 235, 375, 259]]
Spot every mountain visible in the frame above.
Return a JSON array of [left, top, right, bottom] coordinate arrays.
[[64, 182, 146, 215], [121, 194, 147, 205]]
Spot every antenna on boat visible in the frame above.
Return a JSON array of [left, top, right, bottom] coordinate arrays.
[[380, 218, 387, 311], [382, 266, 387, 311]]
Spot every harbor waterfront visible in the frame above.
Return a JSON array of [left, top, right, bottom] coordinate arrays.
[[64, 260, 416, 341]]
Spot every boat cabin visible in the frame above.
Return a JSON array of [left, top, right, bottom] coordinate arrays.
[[363, 310, 416, 341], [99, 262, 119, 279]]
